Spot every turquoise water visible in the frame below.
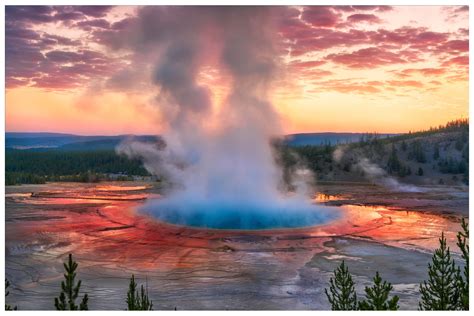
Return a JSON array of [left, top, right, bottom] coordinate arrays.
[[142, 199, 340, 230]]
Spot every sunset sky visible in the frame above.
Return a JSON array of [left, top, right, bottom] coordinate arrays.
[[5, 5, 469, 135]]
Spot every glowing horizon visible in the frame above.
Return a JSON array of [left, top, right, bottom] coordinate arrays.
[[5, 5, 469, 135]]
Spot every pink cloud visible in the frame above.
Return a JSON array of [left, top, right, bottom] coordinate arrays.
[[289, 60, 326, 69], [288, 28, 372, 56], [347, 13, 382, 24], [371, 27, 449, 46], [351, 5, 393, 12], [437, 39, 469, 53], [327, 47, 408, 68], [442, 55, 469, 66], [301, 7, 341, 28], [387, 80, 424, 88], [312, 79, 383, 94], [5, 5, 469, 91], [75, 18, 110, 30], [400, 68, 447, 76]]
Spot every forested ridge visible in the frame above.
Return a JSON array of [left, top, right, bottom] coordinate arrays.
[[280, 118, 469, 185], [5, 119, 469, 186], [6, 149, 149, 185]]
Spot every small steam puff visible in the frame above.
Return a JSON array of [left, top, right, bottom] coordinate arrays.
[[356, 158, 425, 193], [333, 146, 425, 193], [116, 7, 337, 229], [332, 146, 345, 162]]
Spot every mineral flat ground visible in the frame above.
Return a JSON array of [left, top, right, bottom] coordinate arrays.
[[5, 181, 468, 310]]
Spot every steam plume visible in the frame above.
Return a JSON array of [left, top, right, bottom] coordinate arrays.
[[356, 158, 425, 193], [333, 146, 425, 193], [116, 7, 336, 229]]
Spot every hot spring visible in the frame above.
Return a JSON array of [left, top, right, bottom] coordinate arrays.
[[140, 196, 339, 230]]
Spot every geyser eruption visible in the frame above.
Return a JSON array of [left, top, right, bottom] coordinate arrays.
[[117, 7, 337, 229]]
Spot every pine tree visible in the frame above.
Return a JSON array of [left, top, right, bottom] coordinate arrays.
[[409, 141, 426, 163], [419, 233, 459, 310], [137, 284, 153, 311], [325, 261, 357, 310], [54, 254, 89, 310], [127, 275, 153, 310], [455, 218, 469, 310], [127, 275, 138, 310], [387, 145, 401, 174], [358, 272, 399, 310], [433, 143, 440, 160], [5, 279, 17, 311]]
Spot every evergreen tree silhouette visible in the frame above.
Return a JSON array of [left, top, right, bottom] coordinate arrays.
[[127, 275, 153, 310], [455, 218, 469, 310], [419, 233, 458, 310], [54, 254, 88, 310], [325, 261, 357, 310], [387, 145, 401, 174], [358, 272, 399, 310], [5, 279, 17, 311]]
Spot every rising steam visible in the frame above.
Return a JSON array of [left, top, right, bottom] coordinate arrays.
[[355, 158, 425, 193], [333, 145, 425, 193], [116, 7, 336, 229]]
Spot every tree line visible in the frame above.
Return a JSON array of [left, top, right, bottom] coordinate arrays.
[[6, 118, 468, 186], [5, 150, 150, 185]]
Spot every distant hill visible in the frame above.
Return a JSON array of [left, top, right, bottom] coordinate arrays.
[[284, 132, 397, 147], [5, 132, 78, 138], [6, 133, 88, 149], [6, 132, 398, 150], [56, 136, 160, 151], [5, 133, 159, 151]]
